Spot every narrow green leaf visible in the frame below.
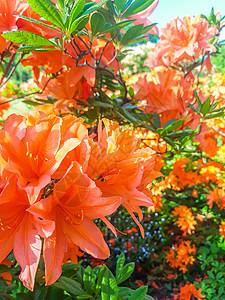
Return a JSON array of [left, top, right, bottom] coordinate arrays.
[[100, 20, 134, 34], [201, 97, 211, 116], [91, 12, 105, 36], [17, 46, 55, 52], [69, 15, 89, 34], [121, 24, 143, 45], [68, 0, 85, 29], [164, 119, 184, 132], [117, 262, 135, 284], [83, 266, 95, 295], [122, 0, 155, 19], [2, 31, 56, 47], [94, 101, 113, 108], [26, 0, 64, 28], [116, 253, 125, 279], [114, 0, 127, 14], [54, 277, 86, 296], [15, 15, 59, 31], [129, 286, 148, 300], [152, 112, 161, 128], [118, 287, 134, 298], [101, 268, 118, 300], [218, 286, 224, 296], [194, 90, 202, 109], [204, 111, 224, 119], [95, 266, 107, 297], [81, 0, 108, 17]]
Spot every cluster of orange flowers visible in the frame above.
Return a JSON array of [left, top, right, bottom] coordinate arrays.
[[179, 283, 205, 300], [145, 15, 217, 68], [207, 188, 225, 209], [166, 241, 196, 273], [219, 221, 225, 239], [0, 113, 160, 290], [131, 67, 195, 126], [173, 205, 197, 236]]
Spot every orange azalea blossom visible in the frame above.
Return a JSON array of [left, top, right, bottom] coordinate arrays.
[[145, 15, 217, 68], [173, 205, 197, 236], [219, 221, 225, 239], [132, 68, 194, 126], [85, 119, 161, 236], [148, 195, 163, 212], [0, 0, 28, 52], [207, 188, 225, 209], [32, 69, 92, 112], [180, 283, 205, 300], [0, 114, 80, 203], [166, 241, 196, 273], [0, 176, 55, 291], [199, 165, 221, 184], [29, 162, 121, 285]]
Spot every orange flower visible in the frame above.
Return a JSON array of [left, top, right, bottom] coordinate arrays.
[[132, 68, 194, 126], [145, 15, 217, 67], [207, 188, 225, 209], [166, 241, 196, 273], [219, 221, 225, 239], [173, 205, 197, 236], [0, 0, 27, 32], [0, 114, 80, 203], [85, 119, 160, 236], [0, 176, 55, 290], [29, 162, 121, 285], [180, 283, 205, 300]]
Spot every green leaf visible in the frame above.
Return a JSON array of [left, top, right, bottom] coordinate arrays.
[[194, 90, 202, 108], [68, 0, 85, 30], [114, 0, 127, 14], [69, 15, 89, 34], [91, 12, 105, 36], [201, 97, 211, 116], [81, 0, 108, 17], [0, 265, 10, 273], [204, 111, 224, 119], [83, 266, 95, 295], [211, 243, 219, 254], [118, 287, 133, 298], [121, 24, 143, 45], [54, 277, 86, 296], [94, 101, 113, 108], [15, 15, 59, 31], [101, 268, 118, 300], [164, 119, 184, 132], [122, 0, 155, 18], [153, 112, 161, 128], [218, 286, 224, 296], [129, 286, 148, 300], [26, 0, 64, 28], [116, 253, 125, 279], [100, 20, 134, 34], [77, 295, 93, 300], [95, 266, 107, 297], [17, 46, 55, 52], [117, 262, 135, 285], [216, 272, 223, 280], [2, 31, 56, 48]]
